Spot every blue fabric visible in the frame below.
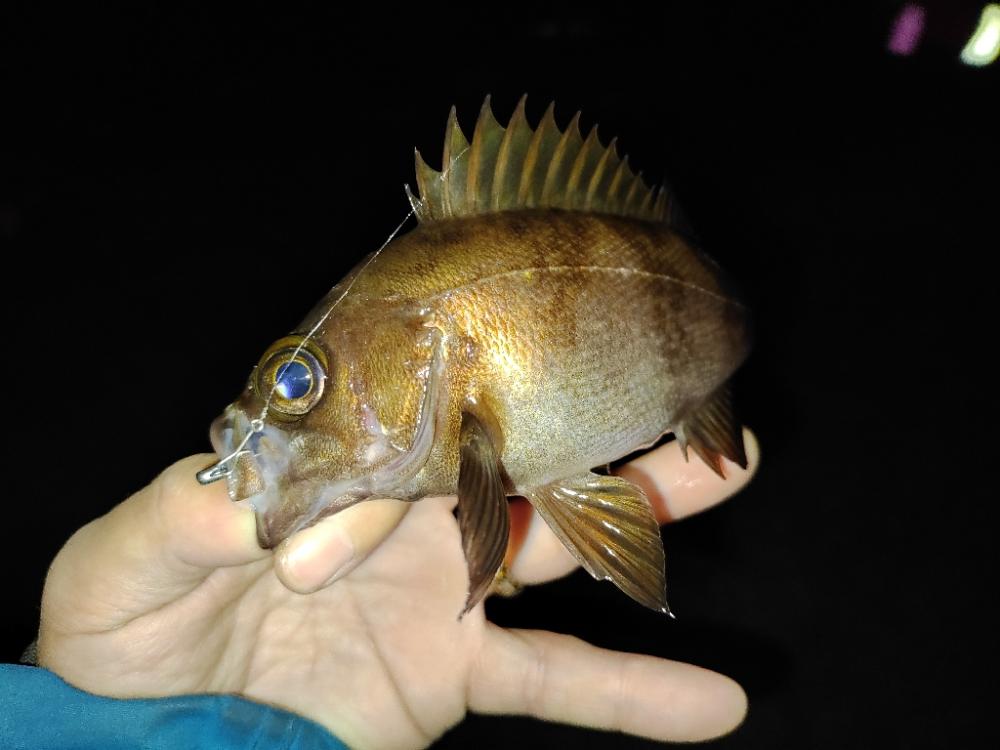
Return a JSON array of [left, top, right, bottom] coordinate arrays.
[[0, 665, 348, 750]]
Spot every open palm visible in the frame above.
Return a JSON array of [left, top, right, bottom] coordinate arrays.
[[38, 435, 757, 750]]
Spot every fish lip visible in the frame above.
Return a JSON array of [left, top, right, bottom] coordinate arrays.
[[209, 408, 374, 549], [209, 408, 292, 505], [209, 413, 233, 462], [208, 410, 244, 502]]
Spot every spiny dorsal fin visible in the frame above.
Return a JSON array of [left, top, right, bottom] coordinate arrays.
[[407, 95, 672, 224], [442, 106, 470, 218]]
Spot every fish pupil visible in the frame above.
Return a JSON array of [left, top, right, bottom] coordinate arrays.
[[275, 360, 312, 400]]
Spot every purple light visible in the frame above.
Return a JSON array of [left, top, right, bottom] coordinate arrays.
[[889, 4, 927, 56]]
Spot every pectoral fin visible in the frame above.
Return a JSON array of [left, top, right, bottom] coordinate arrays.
[[675, 383, 747, 478], [526, 474, 668, 613], [457, 411, 510, 616]]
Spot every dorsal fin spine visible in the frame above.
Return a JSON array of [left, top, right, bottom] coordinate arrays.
[[517, 101, 560, 207], [492, 95, 532, 211], [652, 187, 669, 222], [411, 96, 672, 225], [623, 170, 646, 215], [585, 136, 619, 212], [441, 106, 470, 218], [467, 96, 504, 214], [652, 185, 667, 219], [604, 154, 630, 214], [405, 183, 422, 218], [637, 184, 656, 218], [414, 149, 440, 221], [541, 111, 583, 206], [566, 125, 604, 210]]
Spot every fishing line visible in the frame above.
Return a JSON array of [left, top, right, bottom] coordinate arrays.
[[195, 211, 412, 485], [198, 146, 469, 485], [257, 145, 469, 421]]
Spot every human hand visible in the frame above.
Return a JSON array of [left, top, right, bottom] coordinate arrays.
[[38, 431, 759, 749]]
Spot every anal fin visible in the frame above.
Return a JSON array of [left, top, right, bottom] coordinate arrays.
[[457, 411, 510, 616], [675, 382, 747, 478], [526, 474, 668, 613]]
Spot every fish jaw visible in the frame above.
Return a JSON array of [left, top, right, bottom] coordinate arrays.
[[208, 407, 359, 547], [207, 353, 444, 547], [254, 479, 365, 549]]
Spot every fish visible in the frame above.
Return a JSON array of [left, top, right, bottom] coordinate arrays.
[[200, 96, 751, 614]]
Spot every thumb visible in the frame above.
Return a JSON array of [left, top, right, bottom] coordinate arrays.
[[41, 454, 269, 634], [273, 498, 410, 594]]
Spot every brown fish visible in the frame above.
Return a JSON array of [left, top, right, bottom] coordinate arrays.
[[200, 96, 751, 614]]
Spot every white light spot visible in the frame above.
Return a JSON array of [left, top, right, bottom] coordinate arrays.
[[961, 4, 1000, 66]]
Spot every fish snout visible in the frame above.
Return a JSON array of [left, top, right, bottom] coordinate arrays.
[[207, 408, 354, 550], [209, 412, 234, 460], [209, 408, 291, 507]]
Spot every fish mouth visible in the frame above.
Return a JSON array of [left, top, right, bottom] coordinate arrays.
[[209, 409, 296, 548], [208, 408, 363, 548]]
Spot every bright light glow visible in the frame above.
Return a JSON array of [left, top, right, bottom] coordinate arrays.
[[960, 4, 1000, 66]]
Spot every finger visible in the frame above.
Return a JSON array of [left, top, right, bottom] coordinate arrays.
[[619, 427, 760, 524], [506, 505, 580, 585], [469, 625, 747, 742], [274, 498, 410, 594], [509, 428, 759, 585], [42, 455, 269, 631]]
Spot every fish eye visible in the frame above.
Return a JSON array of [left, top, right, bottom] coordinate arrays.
[[275, 360, 312, 400], [255, 337, 328, 417]]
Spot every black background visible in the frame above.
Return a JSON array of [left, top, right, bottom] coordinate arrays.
[[2, 2, 998, 748]]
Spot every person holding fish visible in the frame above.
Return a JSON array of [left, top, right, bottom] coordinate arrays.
[[3, 98, 759, 748]]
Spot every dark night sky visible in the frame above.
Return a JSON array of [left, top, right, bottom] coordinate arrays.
[[2, 3, 998, 748]]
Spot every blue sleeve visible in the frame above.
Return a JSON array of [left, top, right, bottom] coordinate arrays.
[[0, 664, 348, 750]]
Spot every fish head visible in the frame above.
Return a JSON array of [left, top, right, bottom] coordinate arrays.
[[209, 312, 443, 548]]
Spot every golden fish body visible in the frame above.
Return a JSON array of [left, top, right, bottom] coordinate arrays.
[[207, 98, 750, 613], [340, 210, 747, 494]]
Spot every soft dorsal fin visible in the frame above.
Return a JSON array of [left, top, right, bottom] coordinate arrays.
[[406, 95, 675, 224]]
